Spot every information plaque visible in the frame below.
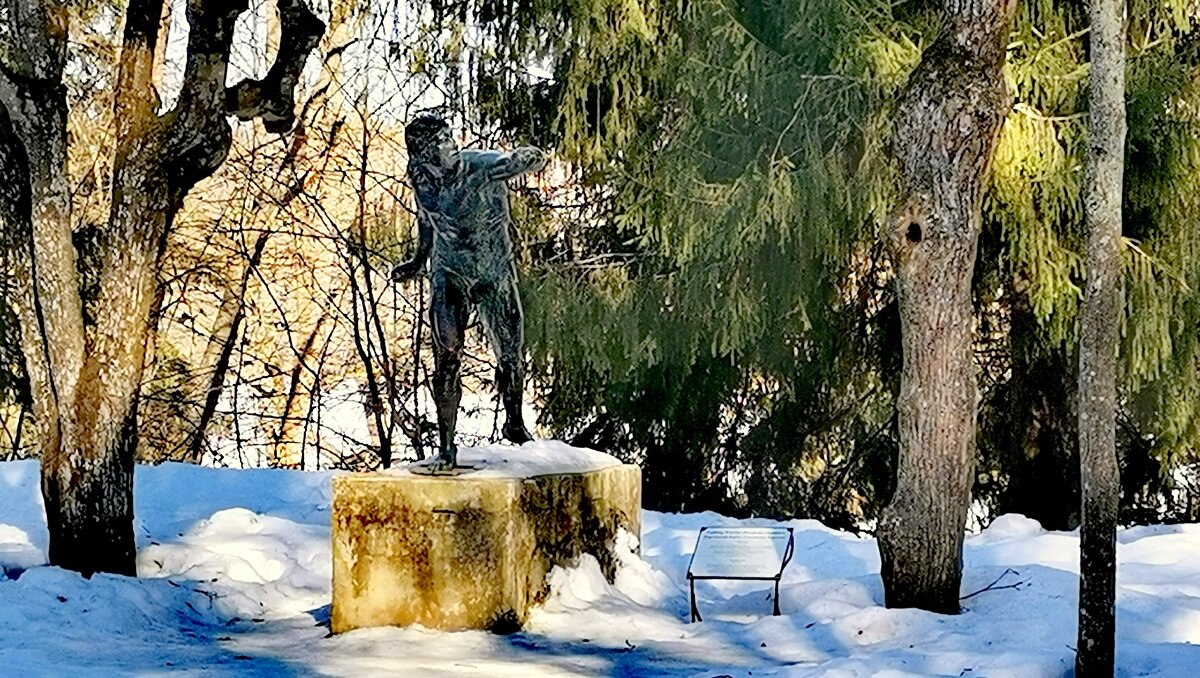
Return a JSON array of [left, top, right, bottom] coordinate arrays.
[[685, 526, 794, 622]]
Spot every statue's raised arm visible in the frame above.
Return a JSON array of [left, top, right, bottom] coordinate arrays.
[[462, 147, 547, 181]]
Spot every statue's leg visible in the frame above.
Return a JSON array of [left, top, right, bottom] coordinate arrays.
[[430, 273, 468, 469], [478, 276, 532, 444]]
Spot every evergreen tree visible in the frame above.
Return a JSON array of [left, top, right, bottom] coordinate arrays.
[[410, 0, 1200, 532]]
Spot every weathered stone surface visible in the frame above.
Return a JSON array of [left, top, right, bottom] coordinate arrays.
[[331, 452, 641, 633]]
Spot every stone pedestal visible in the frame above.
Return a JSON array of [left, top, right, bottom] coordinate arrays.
[[330, 445, 641, 633]]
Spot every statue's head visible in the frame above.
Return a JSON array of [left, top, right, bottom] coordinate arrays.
[[406, 113, 457, 173]]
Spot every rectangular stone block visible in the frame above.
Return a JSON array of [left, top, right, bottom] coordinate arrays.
[[331, 451, 640, 633]]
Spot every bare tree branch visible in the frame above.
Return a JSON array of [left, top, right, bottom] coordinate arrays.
[[226, 0, 324, 133]]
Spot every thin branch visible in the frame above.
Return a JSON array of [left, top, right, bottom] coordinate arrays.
[[959, 568, 1027, 601]]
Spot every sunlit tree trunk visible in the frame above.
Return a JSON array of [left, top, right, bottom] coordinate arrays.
[[0, 0, 107, 573], [0, 0, 323, 576], [876, 0, 1016, 613], [1076, 0, 1125, 673]]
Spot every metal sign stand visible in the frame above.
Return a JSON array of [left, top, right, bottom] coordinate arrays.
[[685, 526, 795, 622]]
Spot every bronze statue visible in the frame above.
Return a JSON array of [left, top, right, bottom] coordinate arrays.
[[393, 113, 546, 471]]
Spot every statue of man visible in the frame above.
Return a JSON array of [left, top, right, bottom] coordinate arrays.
[[392, 113, 546, 471]]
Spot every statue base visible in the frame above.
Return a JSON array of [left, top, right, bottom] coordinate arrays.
[[330, 443, 641, 633]]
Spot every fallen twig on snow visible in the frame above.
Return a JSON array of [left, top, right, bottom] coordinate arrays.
[[959, 568, 1027, 601]]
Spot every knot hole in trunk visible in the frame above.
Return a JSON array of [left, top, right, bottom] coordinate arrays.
[[905, 221, 923, 244]]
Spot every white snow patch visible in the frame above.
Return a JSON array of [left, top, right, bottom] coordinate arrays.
[[0, 524, 42, 578], [1, 458, 1200, 675], [384, 440, 623, 478], [543, 554, 613, 611], [612, 529, 675, 607], [971, 513, 1046, 543], [138, 507, 331, 621]]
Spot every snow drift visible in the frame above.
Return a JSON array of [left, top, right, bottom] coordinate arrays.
[[2, 451, 1199, 676]]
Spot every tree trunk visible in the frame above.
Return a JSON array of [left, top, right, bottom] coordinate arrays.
[[0, 0, 113, 574], [1076, 0, 1125, 673], [43, 407, 138, 575], [1, 0, 323, 576], [876, 0, 1016, 613], [36, 0, 195, 577]]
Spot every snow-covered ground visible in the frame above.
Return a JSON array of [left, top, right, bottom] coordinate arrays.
[[2, 452, 1199, 677]]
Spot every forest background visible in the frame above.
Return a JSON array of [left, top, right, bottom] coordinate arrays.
[[2, 0, 1199, 536]]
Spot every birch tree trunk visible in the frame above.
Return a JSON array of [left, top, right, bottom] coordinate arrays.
[[0, 0, 323, 576], [1076, 0, 1125, 673], [876, 0, 1016, 613]]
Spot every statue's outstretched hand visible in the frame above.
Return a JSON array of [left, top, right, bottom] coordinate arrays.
[[391, 260, 423, 283], [512, 147, 547, 173]]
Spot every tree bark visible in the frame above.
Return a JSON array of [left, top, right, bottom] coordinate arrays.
[[1, 0, 109, 574], [1076, 0, 1125, 673], [55, 0, 175, 576], [1, 0, 323, 576], [876, 0, 1016, 613]]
